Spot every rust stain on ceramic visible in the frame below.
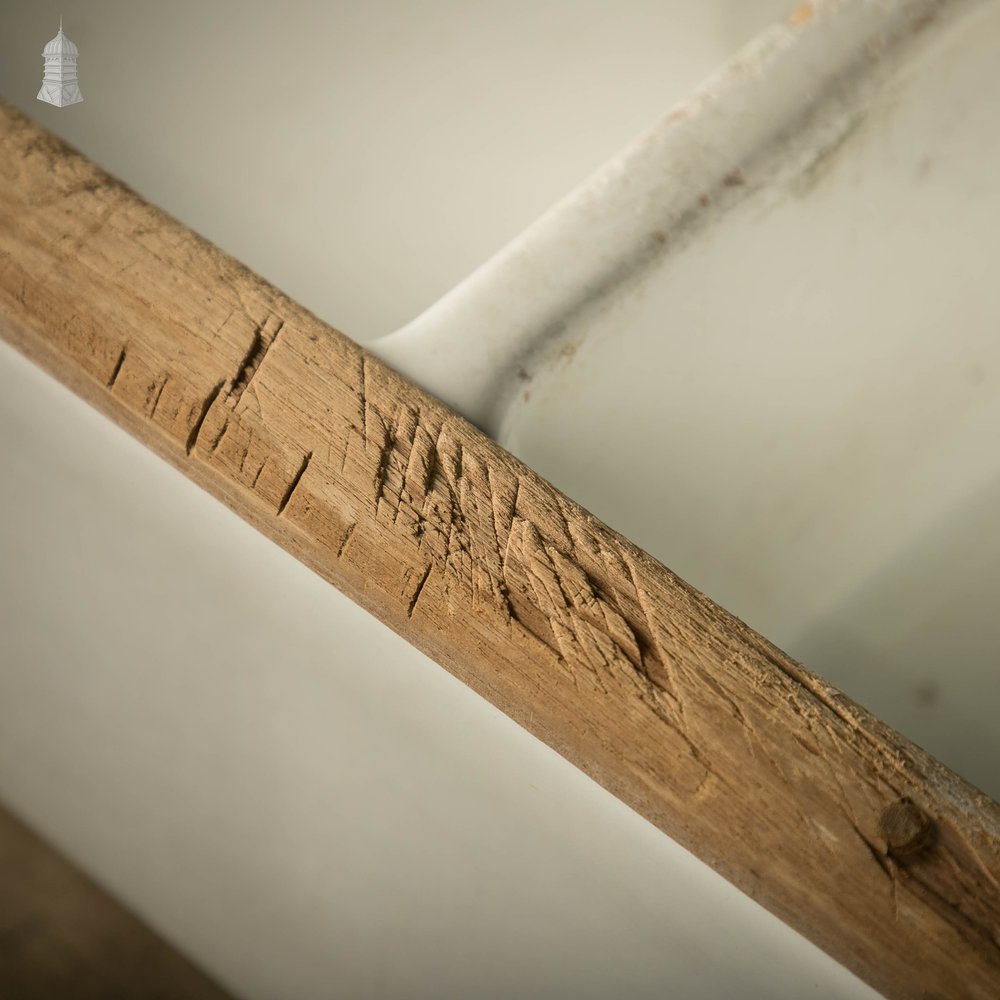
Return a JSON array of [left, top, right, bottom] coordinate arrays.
[[789, 3, 814, 28]]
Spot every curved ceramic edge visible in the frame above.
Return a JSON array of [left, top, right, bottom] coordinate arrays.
[[369, 0, 977, 438]]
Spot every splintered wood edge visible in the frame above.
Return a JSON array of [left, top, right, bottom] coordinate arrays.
[[1, 101, 998, 998]]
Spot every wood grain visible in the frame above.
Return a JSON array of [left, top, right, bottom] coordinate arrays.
[[1, 101, 998, 999], [0, 801, 232, 999]]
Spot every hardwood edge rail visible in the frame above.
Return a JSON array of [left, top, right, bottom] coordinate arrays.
[[1, 102, 997, 999]]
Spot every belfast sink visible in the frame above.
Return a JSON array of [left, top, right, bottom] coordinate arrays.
[[494, 0, 1000, 801]]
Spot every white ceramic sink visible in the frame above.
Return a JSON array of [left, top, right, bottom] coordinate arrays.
[[2, 1, 996, 997], [494, 0, 1000, 799]]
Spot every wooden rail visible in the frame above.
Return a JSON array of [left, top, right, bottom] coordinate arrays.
[[1, 101, 998, 999]]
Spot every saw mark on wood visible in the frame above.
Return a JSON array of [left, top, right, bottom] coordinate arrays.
[[237, 430, 254, 477], [359, 354, 368, 443], [207, 417, 230, 454], [185, 380, 225, 455], [148, 375, 169, 419], [407, 563, 433, 619], [277, 450, 312, 516], [250, 457, 267, 489], [336, 522, 357, 559], [229, 315, 284, 407], [106, 344, 127, 389]]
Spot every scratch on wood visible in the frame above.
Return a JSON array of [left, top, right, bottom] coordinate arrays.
[[853, 821, 895, 880], [389, 405, 420, 527], [705, 681, 759, 767], [148, 375, 169, 418], [250, 458, 267, 489], [620, 548, 684, 709], [238, 431, 254, 475], [212, 308, 235, 341], [964, 842, 1000, 896], [106, 345, 127, 389], [185, 380, 225, 455], [407, 563, 433, 618], [484, 465, 515, 552], [338, 431, 350, 474], [372, 425, 395, 506], [554, 494, 578, 556], [229, 316, 284, 407], [277, 450, 312, 516], [359, 355, 368, 444], [336, 522, 357, 559], [208, 417, 230, 454], [906, 868, 1000, 957], [748, 635, 876, 750]]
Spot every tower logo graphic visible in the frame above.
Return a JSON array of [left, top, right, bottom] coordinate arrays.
[[37, 18, 83, 108]]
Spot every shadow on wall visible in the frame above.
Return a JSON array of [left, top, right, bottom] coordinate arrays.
[[791, 469, 1000, 801]]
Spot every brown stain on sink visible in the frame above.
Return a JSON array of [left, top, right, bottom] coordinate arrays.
[[789, 3, 814, 28]]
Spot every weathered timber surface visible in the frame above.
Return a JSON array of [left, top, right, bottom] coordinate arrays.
[[0, 801, 233, 999], [0, 101, 998, 999]]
